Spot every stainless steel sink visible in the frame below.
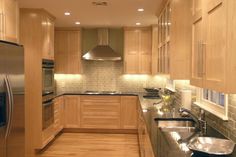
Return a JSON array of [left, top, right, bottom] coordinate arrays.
[[157, 120, 196, 132], [188, 137, 235, 155]]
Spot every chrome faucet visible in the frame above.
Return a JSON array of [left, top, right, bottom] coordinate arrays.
[[179, 107, 207, 135]]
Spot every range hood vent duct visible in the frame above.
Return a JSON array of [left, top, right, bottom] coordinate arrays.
[[82, 28, 122, 61]]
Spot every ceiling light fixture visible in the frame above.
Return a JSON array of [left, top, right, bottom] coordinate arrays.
[[64, 12, 71, 16], [75, 21, 81, 25], [138, 8, 144, 12], [136, 22, 141, 26]]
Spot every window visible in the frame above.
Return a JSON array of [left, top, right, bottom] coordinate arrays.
[[195, 88, 228, 120]]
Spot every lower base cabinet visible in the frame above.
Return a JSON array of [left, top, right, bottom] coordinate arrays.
[[80, 96, 121, 129], [138, 102, 155, 157], [63, 95, 138, 130], [64, 96, 80, 128], [54, 96, 64, 134]]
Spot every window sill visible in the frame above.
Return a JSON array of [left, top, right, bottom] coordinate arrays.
[[193, 102, 228, 121]]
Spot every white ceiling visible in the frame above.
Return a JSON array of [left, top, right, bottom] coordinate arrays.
[[18, 0, 162, 27]]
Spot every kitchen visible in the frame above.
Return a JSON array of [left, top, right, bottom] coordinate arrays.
[[0, 0, 236, 157]]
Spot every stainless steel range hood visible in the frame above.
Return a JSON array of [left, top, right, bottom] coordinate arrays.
[[82, 28, 122, 61]]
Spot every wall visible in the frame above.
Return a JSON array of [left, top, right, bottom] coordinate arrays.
[[55, 61, 166, 93]]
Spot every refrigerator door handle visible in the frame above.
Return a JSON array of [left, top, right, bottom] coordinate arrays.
[[4, 75, 13, 140]]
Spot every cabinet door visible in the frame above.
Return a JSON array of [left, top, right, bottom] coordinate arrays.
[[55, 31, 69, 73], [120, 96, 138, 129], [144, 127, 155, 157], [139, 29, 152, 74], [55, 30, 82, 74], [0, 0, 4, 39], [48, 17, 54, 60], [54, 96, 64, 134], [42, 16, 55, 60], [191, 7, 204, 87], [124, 29, 139, 74], [64, 96, 80, 128], [203, 0, 226, 92], [67, 31, 81, 74], [80, 96, 121, 129], [2, 0, 18, 42]]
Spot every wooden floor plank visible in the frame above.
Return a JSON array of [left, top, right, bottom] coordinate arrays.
[[37, 133, 140, 157]]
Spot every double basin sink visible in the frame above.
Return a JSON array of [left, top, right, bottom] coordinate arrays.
[[155, 113, 235, 156]]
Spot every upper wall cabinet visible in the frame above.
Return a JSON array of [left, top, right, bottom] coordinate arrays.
[[190, 0, 236, 93], [55, 28, 82, 74], [124, 27, 152, 74], [20, 9, 55, 60], [0, 0, 19, 43], [42, 15, 55, 60], [157, 0, 192, 79]]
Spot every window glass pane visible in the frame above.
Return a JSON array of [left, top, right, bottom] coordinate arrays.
[[202, 89, 225, 107]]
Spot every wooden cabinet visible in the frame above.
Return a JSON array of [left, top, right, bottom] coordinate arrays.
[[64, 96, 80, 128], [42, 14, 55, 60], [190, 0, 236, 93], [55, 29, 82, 74], [138, 102, 155, 157], [0, 0, 19, 43], [157, 0, 192, 79], [20, 9, 55, 60], [42, 124, 55, 148], [124, 27, 152, 74], [169, 0, 192, 79], [120, 96, 138, 129], [80, 96, 121, 129], [191, 0, 204, 87], [54, 96, 64, 134], [157, 2, 171, 74]]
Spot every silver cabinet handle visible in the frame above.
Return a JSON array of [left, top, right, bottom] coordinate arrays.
[[202, 42, 206, 76], [4, 75, 13, 139]]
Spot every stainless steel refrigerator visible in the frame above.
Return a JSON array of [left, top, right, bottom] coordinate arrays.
[[0, 41, 25, 157]]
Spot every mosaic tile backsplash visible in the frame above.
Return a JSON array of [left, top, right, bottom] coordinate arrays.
[[55, 61, 166, 93], [55, 61, 236, 142]]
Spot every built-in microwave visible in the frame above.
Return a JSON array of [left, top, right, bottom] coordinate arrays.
[[42, 59, 54, 95]]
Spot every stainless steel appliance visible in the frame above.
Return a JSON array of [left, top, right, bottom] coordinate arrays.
[[42, 97, 54, 130], [82, 28, 122, 61], [42, 59, 54, 95], [0, 41, 25, 157]]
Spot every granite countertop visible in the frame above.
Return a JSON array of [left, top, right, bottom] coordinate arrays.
[[137, 94, 236, 157]]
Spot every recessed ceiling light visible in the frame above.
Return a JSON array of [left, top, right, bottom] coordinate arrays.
[[138, 8, 144, 12], [64, 12, 71, 16], [75, 21, 81, 25], [136, 22, 141, 26]]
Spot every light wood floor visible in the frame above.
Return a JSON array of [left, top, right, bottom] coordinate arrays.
[[37, 133, 140, 157]]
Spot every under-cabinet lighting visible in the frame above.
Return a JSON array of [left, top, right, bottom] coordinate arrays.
[[137, 8, 144, 12], [54, 74, 82, 80], [136, 22, 141, 26], [64, 12, 71, 16], [75, 21, 81, 25]]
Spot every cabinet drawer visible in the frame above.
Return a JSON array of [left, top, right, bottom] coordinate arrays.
[[81, 103, 120, 116], [81, 96, 121, 103]]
